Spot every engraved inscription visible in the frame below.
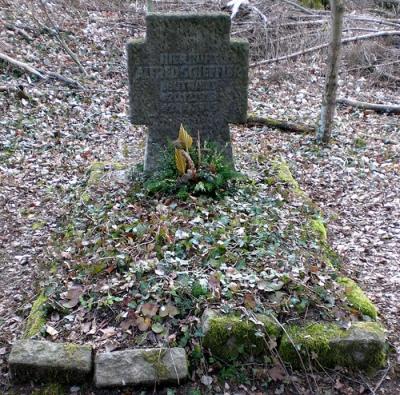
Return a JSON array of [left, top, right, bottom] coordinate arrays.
[[135, 64, 242, 80], [133, 53, 243, 115]]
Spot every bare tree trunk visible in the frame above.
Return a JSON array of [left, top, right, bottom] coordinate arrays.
[[317, 0, 345, 143]]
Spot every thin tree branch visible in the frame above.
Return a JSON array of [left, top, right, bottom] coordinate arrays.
[[5, 23, 34, 42], [0, 52, 45, 79], [0, 52, 83, 88], [281, 0, 317, 16], [337, 98, 400, 114], [250, 30, 400, 67], [38, 0, 87, 75]]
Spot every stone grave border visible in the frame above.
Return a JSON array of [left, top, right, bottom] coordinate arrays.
[[7, 161, 389, 390]]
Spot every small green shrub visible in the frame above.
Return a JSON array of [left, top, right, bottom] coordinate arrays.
[[141, 126, 241, 199]]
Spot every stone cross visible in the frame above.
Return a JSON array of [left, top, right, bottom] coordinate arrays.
[[127, 13, 249, 171]]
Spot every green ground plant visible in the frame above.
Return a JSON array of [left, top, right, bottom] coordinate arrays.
[[141, 125, 240, 199]]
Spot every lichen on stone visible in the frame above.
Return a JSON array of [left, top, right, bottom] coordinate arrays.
[[142, 349, 169, 380], [338, 277, 378, 319], [23, 292, 48, 338]]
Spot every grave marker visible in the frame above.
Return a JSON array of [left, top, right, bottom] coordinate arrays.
[[127, 13, 249, 171]]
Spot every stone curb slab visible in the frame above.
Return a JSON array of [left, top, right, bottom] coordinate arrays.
[[279, 321, 388, 371], [94, 347, 188, 388], [9, 340, 92, 384], [201, 309, 281, 361]]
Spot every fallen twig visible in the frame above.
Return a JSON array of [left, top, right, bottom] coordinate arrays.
[[0, 85, 17, 92], [246, 114, 316, 134], [46, 71, 83, 89], [373, 361, 392, 393], [0, 52, 45, 79], [346, 16, 400, 29], [337, 98, 400, 114], [38, 0, 87, 75], [5, 23, 34, 42], [0, 52, 83, 89], [250, 30, 400, 67], [281, 0, 316, 16]]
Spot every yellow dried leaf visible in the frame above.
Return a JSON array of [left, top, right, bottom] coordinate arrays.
[[175, 148, 187, 175], [178, 124, 193, 151]]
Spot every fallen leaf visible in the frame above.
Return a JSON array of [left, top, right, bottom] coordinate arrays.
[[46, 325, 59, 337], [151, 323, 165, 334], [159, 304, 179, 318], [120, 319, 136, 331], [200, 375, 213, 386], [100, 327, 116, 338], [141, 303, 158, 317], [137, 317, 151, 331], [244, 293, 256, 309], [268, 364, 286, 381]]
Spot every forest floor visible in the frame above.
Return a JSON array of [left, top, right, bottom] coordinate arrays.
[[1, 1, 399, 394]]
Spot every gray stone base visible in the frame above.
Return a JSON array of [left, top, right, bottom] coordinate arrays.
[[94, 347, 188, 388], [9, 340, 93, 384]]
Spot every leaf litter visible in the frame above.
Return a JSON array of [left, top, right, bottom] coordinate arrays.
[[0, 0, 399, 394]]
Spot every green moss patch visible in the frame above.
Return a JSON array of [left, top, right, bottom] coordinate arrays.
[[279, 321, 387, 372], [32, 383, 66, 395], [24, 293, 48, 338], [87, 161, 127, 186], [338, 277, 378, 319], [142, 349, 169, 380], [203, 312, 281, 361]]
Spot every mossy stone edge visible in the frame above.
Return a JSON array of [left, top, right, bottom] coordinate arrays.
[[338, 277, 378, 319], [23, 292, 48, 338], [202, 310, 388, 372], [87, 161, 130, 186], [279, 321, 387, 373], [201, 309, 281, 361]]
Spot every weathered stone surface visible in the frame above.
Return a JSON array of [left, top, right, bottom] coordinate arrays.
[[279, 321, 388, 371], [201, 309, 281, 361], [127, 13, 249, 171], [87, 161, 129, 186], [9, 340, 92, 384], [330, 322, 388, 370], [94, 347, 188, 388]]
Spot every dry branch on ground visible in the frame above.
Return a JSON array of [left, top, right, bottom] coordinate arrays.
[[337, 97, 400, 113]]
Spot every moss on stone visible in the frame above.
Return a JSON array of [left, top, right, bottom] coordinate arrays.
[[23, 293, 48, 338], [32, 383, 65, 395], [142, 349, 169, 380], [272, 159, 301, 192], [203, 314, 281, 361], [309, 217, 327, 243], [279, 321, 387, 371], [87, 161, 127, 185], [338, 277, 378, 319], [279, 322, 342, 368]]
